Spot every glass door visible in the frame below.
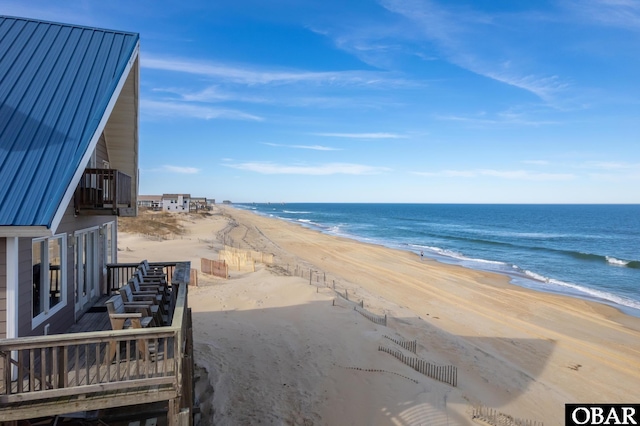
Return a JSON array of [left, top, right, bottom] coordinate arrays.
[[74, 228, 99, 313]]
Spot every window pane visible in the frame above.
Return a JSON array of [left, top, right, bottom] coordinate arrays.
[[49, 238, 62, 309], [32, 240, 45, 317]]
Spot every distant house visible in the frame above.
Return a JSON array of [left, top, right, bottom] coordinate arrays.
[[138, 194, 162, 210], [190, 196, 208, 211], [207, 198, 216, 206], [162, 193, 191, 212], [0, 15, 139, 339]]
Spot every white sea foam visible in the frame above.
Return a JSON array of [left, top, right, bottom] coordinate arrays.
[[513, 271, 640, 312], [549, 279, 640, 311], [524, 270, 550, 283], [606, 256, 629, 266], [410, 243, 508, 266], [411, 244, 464, 259], [284, 210, 311, 214]]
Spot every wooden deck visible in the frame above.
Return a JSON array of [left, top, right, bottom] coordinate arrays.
[[0, 262, 194, 425]]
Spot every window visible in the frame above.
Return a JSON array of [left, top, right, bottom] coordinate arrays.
[[32, 235, 65, 322]]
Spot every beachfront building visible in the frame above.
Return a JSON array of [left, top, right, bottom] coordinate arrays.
[[138, 194, 163, 210], [163, 193, 191, 212], [0, 16, 193, 425], [190, 196, 208, 211]]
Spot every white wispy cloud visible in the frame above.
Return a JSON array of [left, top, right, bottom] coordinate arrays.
[[152, 86, 268, 104], [436, 113, 559, 127], [141, 99, 263, 121], [314, 132, 408, 139], [412, 169, 575, 180], [162, 165, 200, 174], [562, 0, 640, 31], [224, 161, 391, 175], [142, 55, 407, 87], [579, 161, 640, 170], [376, 0, 570, 103], [522, 160, 551, 166], [263, 143, 342, 151]]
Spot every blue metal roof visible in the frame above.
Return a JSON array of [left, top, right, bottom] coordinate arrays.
[[0, 16, 139, 228]]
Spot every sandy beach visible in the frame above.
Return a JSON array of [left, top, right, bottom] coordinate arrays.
[[117, 206, 640, 425]]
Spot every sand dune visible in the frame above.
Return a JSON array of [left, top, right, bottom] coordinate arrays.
[[117, 206, 640, 425]]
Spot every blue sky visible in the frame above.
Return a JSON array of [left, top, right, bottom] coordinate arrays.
[[3, 0, 639, 203]]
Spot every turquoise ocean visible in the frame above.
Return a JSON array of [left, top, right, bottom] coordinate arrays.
[[234, 203, 640, 317]]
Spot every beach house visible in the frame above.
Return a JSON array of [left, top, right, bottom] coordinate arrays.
[[0, 16, 193, 424], [162, 193, 191, 212], [138, 194, 163, 210]]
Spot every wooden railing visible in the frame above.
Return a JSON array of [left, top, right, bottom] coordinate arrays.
[[0, 262, 192, 423], [74, 168, 132, 215], [106, 262, 183, 294]]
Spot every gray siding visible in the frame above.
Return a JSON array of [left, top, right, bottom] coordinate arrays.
[[96, 133, 109, 166], [17, 177, 116, 337], [0, 238, 6, 338], [17, 237, 32, 337]]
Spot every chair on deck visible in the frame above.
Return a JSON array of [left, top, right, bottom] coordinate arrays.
[[139, 260, 167, 280], [105, 294, 154, 360], [135, 269, 171, 303], [119, 282, 166, 326]]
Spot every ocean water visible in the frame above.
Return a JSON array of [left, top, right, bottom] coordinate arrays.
[[234, 203, 640, 317]]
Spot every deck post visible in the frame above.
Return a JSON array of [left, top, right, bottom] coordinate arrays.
[[168, 397, 180, 426]]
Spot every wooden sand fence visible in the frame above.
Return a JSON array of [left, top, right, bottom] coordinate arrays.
[[219, 245, 274, 272], [201, 258, 228, 278], [289, 265, 328, 283], [354, 306, 387, 326], [471, 406, 543, 426], [378, 346, 457, 387], [384, 335, 417, 353], [224, 245, 274, 264], [219, 248, 254, 272]]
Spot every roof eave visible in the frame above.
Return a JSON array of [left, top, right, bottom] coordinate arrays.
[[0, 226, 52, 238]]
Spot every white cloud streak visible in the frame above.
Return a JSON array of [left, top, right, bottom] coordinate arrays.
[[436, 113, 560, 127], [377, 0, 570, 103], [141, 99, 263, 121], [522, 160, 551, 166], [263, 143, 342, 151], [162, 165, 200, 174], [412, 169, 575, 180], [563, 0, 640, 31], [224, 162, 391, 175], [142, 56, 405, 87], [314, 132, 408, 139]]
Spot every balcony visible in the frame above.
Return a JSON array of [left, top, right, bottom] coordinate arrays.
[[74, 168, 134, 216], [0, 261, 193, 425]]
